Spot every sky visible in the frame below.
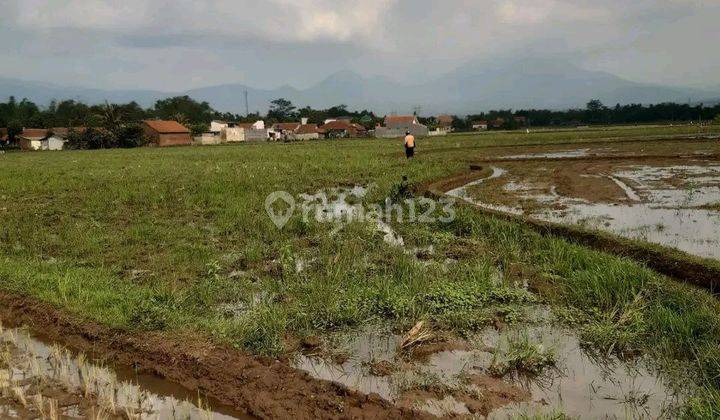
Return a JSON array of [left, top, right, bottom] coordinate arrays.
[[0, 0, 718, 92]]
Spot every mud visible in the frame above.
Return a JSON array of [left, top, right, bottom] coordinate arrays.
[[424, 141, 720, 290], [1, 324, 241, 419], [454, 158, 720, 260], [0, 291, 428, 419], [291, 313, 682, 418], [291, 324, 532, 417]]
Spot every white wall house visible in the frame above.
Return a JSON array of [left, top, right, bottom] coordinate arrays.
[[210, 121, 229, 133], [41, 136, 66, 151]]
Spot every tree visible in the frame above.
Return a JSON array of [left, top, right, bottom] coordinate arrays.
[[268, 98, 296, 121], [97, 102, 123, 130], [714, 114, 720, 125], [153, 96, 215, 124], [586, 99, 607, 123], [7, 120, 23, 143]]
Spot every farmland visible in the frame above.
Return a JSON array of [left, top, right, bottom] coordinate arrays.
[[1, 124, 720, 418]]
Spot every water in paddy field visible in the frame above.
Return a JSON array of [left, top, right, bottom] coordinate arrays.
[[540, 164, 720, 260], [291, 313, 683, 418], [0, 325, 247, 419], [449, 163, 720, 260]]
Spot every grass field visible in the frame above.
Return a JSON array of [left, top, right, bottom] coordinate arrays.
[[2, 124, 720, 416]]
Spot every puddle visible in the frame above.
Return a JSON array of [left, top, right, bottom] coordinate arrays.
[[486, 326, 683, 419], [540, 164, 720, 259], [449, 163, 720, 260], [501, 148, 595, 160], [291, 313, 682, 417], [0, 324, 248, 419], [447, 167, 524, 215]]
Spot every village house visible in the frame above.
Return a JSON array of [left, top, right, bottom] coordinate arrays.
[[210, 120, 230, 134], [375, 115, 429, 138], [18, 129, 49, 151], [437, 115, 453, 130], [142, 120, 192, 147], [491, 118, 505, 129], [43, 127, 85, 150], [294, 123, 322, 140], [320, 120, 366, 138], [223, 122, 268, 142], [270, 122, 301, 141], [472, 120, 488, 130]]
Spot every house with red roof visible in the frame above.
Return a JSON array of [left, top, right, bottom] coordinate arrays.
[[142, 120, 191, 147], [376, 115, 428, 138], [320, 120, 366, 138]]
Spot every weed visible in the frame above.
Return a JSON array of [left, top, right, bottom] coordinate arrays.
[[490, 333, 557, 377]]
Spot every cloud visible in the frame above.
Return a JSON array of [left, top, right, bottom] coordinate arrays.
[[0, 0, 718, 91]]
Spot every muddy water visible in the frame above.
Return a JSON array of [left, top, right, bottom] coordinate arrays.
[[485, 326, 683, 419], [540, 164, 720, 259], [450, 163, 720, 260], [0, 325, 249, 419], [291, 318, 682, 418]]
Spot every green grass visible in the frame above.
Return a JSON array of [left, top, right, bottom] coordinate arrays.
[[1, 126, 720, 415]]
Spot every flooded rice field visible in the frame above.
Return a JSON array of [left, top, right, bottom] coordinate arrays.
[[447, 148, 720, 260], [0, 323, 245, 419], [292, 308, 683, 418]]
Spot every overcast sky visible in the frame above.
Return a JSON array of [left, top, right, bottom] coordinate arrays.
[[1, 0, 718, 91]]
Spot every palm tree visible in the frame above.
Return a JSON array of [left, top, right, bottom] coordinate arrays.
[[98, 101, 123, 130]]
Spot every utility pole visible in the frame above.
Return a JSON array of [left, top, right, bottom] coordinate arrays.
[[244, 89, 249, 117]]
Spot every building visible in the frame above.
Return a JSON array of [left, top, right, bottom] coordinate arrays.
[[210, 120, 229, 134], [437, 115, 454, 129], [472, 121, 488, 130], [320, 120, 366, 138], [294, 124, 322, 140], [270, 122, 301, 141], [142, 120, 192, 147], [223, 123, 267, 142], [18, 129, 49, 150], [194, 132, 221, 145], [375, 115, 429, 138], [491, 118, 505, 129], [42, 127, 85, 150]]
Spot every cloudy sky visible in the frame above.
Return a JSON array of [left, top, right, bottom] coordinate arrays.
[[1, 0, 718, 91]]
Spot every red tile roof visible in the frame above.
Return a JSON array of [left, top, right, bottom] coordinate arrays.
[[50, 127, 86, 137], [143, 120, 190, 134], [321, 120, 354, 130], [273, 122, 301, 131], [19, 128, 50, 139], [295, 124, 320, 134]]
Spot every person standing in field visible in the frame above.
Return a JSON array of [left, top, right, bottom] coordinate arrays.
[[404, 130, 415, 159]]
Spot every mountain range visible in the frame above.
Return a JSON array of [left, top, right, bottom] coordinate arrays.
[[2, 58, 718, 115]]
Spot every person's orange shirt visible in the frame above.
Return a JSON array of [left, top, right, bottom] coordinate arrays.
[[404, 134, 415, 148]]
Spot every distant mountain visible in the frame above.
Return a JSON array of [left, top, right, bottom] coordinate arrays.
[[1, 58, 718, 115], [0, 77, 168, 108]]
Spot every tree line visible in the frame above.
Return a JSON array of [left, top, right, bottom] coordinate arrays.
[[1, 96, 719, 149], [449, 99, 720, 131]]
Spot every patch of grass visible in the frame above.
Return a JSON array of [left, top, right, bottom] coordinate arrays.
[[1, 127, 720, 411], [490, 333, 557, 377]]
